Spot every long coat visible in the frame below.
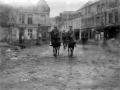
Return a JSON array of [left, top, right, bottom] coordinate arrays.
[[67, 29, 75, 40], [50, 29, 60, 41]]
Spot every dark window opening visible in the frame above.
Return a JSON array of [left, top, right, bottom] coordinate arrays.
[[115, 11, 118, 23], [109, 13, 113, 23], [28, 14, 33, 24]]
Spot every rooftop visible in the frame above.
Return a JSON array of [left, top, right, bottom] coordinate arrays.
[[0, 0, 50, 12], [78, 0, 100, 10]]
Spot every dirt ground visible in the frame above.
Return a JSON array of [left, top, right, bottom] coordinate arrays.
[[0, 44, 120, 90]]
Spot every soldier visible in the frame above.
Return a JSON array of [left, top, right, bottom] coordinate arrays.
[[62, 30, 67, 41], [50, 26, 61, 46], [67, 26, 76, 46]]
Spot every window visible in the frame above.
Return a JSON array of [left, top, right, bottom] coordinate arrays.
[[28, 14, 33, 24], [115, 11, 118, 23], [92, 17, 94, 25], [109, 0, 112, 8], [88, 6, 91, 14], [90, 18, 92, 25], [86, 19, 88, 26], [28, 29, 33, 39], [82, 20, 84, 27], [109, 13, 113, 23], [101, 16, 105, 25], [85, 19, 87, 26], [85, 8, 87, 15], [109, 0, 116, 8], [87, 19, 89, 26], [101, 3, 105, 11], [97, 17, 100, 25], [97, 5, 100, 13], [41, 15, 45, 18], [115, 0, 118, 6], [19, 14, 25, 24]]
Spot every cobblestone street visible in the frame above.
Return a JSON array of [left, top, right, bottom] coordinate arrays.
[[0, 44, 120, 90]]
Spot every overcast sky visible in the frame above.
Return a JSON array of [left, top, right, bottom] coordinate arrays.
[[0, 0, 89, 17]]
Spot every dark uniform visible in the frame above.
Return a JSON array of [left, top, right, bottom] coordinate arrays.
[[81, 32, 88, 44], [50, 27, 61, 46], [62, 30, 67, 41], [67, 26, 76, 46]]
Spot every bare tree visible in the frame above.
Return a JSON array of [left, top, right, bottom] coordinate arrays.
[[0, 4, 13, 44]]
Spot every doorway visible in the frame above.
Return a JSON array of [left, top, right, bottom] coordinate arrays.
[[19, 28, 25, 44]]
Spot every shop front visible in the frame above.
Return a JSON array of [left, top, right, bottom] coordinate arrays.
[[105, 25, 120, 40], [96, 27, 105, 43]]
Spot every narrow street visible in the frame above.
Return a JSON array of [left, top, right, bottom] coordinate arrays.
[[0, 44, 120, 90]]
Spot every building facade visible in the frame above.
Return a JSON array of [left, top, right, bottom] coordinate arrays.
[[104, 0, 120, 40], [61, 11, 82, 40], [80, 0, 100, 41], [9, 0, 51, 44], [80, 0, 120, 42], [54, 0, 120, 42]]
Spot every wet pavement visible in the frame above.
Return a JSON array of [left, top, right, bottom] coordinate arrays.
[[0, 44, 120, 90]]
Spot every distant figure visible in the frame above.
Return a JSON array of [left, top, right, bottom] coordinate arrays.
[[81, 32, 88, 47], [39, 33, 42, 40], [62, 30, 67, 49]]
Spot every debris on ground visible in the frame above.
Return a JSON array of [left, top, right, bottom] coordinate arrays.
[[107, 38, 120, 48], [10, 57, 18, 60], [0, 42, 9, 47], [6, 48, 12, 52], [0, 44, 119, 90]]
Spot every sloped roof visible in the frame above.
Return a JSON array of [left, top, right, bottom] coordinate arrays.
[[62, 11, 75, 14], [80, 0, 100, 9], [1, 0, 50, 13]]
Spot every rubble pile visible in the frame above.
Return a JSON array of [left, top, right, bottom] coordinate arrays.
[[0, 42, 9, 47], [0, 47, 19, 71]]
